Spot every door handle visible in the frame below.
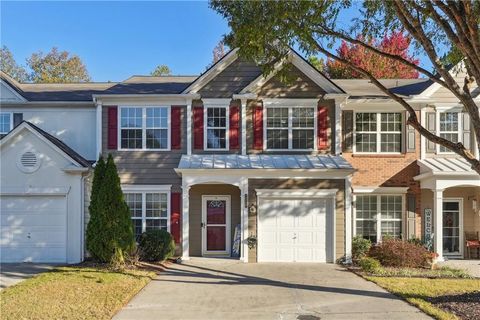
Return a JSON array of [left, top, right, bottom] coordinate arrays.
[[201, 222, 205, 228]]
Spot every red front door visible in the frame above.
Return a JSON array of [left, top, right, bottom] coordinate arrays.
[[203, 196, 230, 255]]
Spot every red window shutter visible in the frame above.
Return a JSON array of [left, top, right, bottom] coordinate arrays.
[[253, 105, 263, 150], [170, 192, 181, 244], [229, 106, 240, 149], [193, 106, 204, 150], [171, 106, 182, 149], [317, 106, 329, 150], [107, 106, 118, 149]]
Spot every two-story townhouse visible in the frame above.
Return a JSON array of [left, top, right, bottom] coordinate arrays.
[[1, 49, 479, 264]]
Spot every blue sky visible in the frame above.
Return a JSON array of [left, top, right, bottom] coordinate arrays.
[[2, 1, 434, 82], [1, 1, 230, 82]]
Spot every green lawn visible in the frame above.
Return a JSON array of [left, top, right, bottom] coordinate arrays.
[[366, 276, 480, 320], [0, 266, 155, 320]]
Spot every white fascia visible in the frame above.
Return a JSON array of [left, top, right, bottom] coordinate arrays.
[[352, 186, 409, 194]]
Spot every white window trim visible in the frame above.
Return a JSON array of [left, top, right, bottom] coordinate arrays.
[[353, 112, 403, 155], [263, 105, 317, 152], [204, 106, 229, 151], [118, 106, 171, 151], [353, 193, 405, 242], [0, 112, 13, 134], [122, 185, 172, 235], [436, 111, 462, 154]]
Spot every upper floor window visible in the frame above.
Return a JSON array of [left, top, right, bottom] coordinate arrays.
[[438, 112, 459, 153], [125, 191, 169, 241], [355, 194, 403, 243], [119, 107, 169, 150], [265, 107, 315, 150], [205, 107, 228, 150], [0, 112, 12, 134], [355, 112, 402, 153]]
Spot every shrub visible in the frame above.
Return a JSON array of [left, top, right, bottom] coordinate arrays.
[[352, 236, 372, 261], [138, 229, 176, 262], [358, 257, 382, 274], [86, 155, 135, 264], [369, 238, 433, 268]]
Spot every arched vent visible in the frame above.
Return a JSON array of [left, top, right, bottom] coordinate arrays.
[[21, 152, 37, 167], [17, 151, 41, 173]]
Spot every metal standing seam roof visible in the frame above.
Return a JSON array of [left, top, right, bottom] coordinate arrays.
[[418, 157, 475, 173], [178, 154, 353, 170]]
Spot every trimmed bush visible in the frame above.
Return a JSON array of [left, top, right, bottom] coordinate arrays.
[[369, 238, 433, 268], [352, 236, 372, 261], [358, 257, 382, 274], [138, 229, 175, 262]]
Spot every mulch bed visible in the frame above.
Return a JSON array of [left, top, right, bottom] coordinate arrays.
[[428, 291, 480, 320]]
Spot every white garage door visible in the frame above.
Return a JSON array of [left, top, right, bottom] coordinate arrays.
[[258, 198, 329, 262], [0, 195, 67, 263]]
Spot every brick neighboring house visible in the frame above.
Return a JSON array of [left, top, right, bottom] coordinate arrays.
[[0, 48, 478, 264]]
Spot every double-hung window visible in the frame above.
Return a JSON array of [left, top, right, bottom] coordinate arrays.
[[124, 191, 170, 241], [265, 107, 315, 150], [438, 112, 460, 153], [120, 107, 169, 150], [0, 112, 12, 135], [355, 112, 402, 153], [205, 107, 228, 150], [355, 195, 403, 243]]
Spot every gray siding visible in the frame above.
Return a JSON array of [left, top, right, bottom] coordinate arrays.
[[188, 184, 241, 256], [256, 64, 326, 98], [247, 179, 345, 262], [198, 58, 262, 98], [102, 106, 185, 190]]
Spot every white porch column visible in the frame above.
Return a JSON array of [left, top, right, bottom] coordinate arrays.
[[239, 177, 249, 262], [240, 99, 247, 155], [186, 100, 192, 155], [182, 184, 191, 260], [95, 100, 102, 159], [334, 99, 342, 155], [344, 176, 353, 263], [433, 189, 444, 262]]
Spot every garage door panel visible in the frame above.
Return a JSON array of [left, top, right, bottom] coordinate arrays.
[[258, 197, 330, 263], [0, 195, 67, 263]]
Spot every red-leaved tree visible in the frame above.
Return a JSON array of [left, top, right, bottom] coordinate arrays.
[[326, 32, 419, 79]]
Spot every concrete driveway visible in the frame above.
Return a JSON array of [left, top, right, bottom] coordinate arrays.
[[0, 263, 55, 289], [114, 258, 430, 320]]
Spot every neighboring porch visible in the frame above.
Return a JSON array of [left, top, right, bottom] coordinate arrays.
[[415, 158, 480, 261]]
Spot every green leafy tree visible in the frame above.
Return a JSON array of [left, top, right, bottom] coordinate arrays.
[[307, 56, 324, 72], [0, 46, 28, 82], [86, 155, 135, 263], [210, 0, 480, 174], [151, 64, 171, 76], [27, 47, 90, 83]]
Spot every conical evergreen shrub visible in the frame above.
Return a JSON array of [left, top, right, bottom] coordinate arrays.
[[102, 154, 135, 264], [86, 155, 135, 263], [86, 156, 109, 261]]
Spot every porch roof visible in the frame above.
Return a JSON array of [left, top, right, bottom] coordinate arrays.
[[417, 158, 475, 175], [177, 154, 353, 170]]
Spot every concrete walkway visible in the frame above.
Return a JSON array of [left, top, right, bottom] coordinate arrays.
[[115, 258, 430, 320], [0, 263, 55, 289], [438, 259, 480, 278]]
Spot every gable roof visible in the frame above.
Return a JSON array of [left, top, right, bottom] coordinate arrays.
[[335, 79, 431, 98], [0, 121, 91, 167]]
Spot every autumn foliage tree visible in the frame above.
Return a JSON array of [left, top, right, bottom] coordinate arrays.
[[325, 32, 419, 79]]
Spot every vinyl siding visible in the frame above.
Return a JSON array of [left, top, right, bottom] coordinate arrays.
[[188, 184, 241, 257], [256, 64, 326, 98], [247, 179, 346, 262], [198, 58, 262, 98]]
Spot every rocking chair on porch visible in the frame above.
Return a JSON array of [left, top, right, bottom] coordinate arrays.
[[465, 231, 480, 259]]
